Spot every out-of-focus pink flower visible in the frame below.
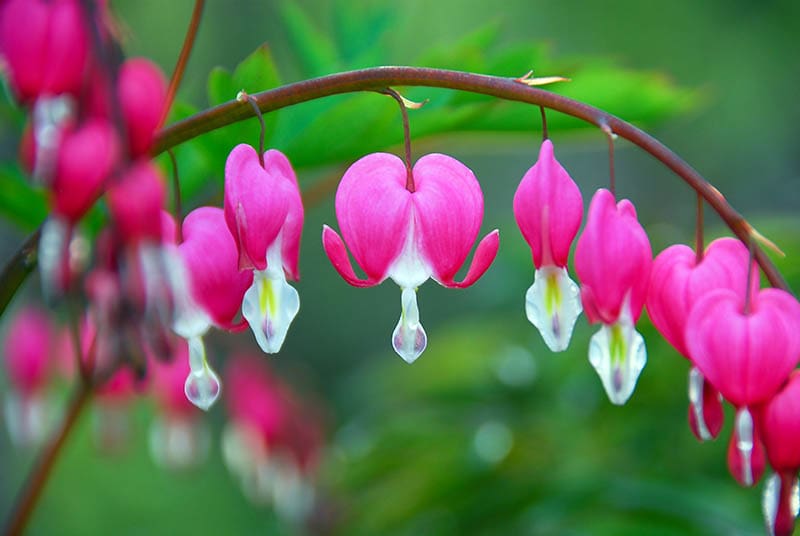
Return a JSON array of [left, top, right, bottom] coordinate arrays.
[[222, 355, 321, 519], [513, 139, 583, 352], [4, 308, 52, 395], [0, 0, 89, 104], [107, 161, 167, 244], [761, 372, 800, 536], [118, 58, 167, 158], [647, 237, 755, 441], [574, 188, 652, 405], [686, 287, 800, 487], [323, 152, 499, 363], [224, 145, 304, 354]]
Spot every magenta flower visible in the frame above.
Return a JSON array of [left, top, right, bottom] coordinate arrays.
[[513, 139, 583, 351], [686, 287, 800, 486], [0, 0, 88, 104], [646, 237, 756, 441], [761, 371, 800, 536], [224, 144, 304, 354], [39, 118, 119, 298], [117, 58, 167, 158], [322, 152, 499, 363], [176, 206, 254, 410], [148, 340, 210, 469], [222, 354, 321, 517], [107, 161, 167, 244], [3, 307, 53, 446], [574, 188, 652, 404]]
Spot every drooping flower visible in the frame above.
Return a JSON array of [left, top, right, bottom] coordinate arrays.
[[177, 206, 254, 410], [322, 152, 499, 363], [686, 287, 800, 487], [224, 144, 303, 354], [0, 0, 90, 185], [646, 237, 756, 441], [117, 58, 168, 158], [148, 340, 210, 470], [513, 139, 583, 352], [574, 188, 652, 405], [222, 354, 321, 521], [0, 0, 89, 104], [2, 307, 54, 446], [761, 371, 800, 536], [39, 118, 119, 298]]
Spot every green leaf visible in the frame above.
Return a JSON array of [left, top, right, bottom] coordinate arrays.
[[278, 0, 340, 77], [0, 164, 48, 231]]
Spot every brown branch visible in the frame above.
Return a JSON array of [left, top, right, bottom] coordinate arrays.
[[2, 383, 92, 536], [0, 227, 40, 318], [159, 0, 206, 127], [152, 66, 789, 292]]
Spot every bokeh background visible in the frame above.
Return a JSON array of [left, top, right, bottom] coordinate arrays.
[[1, 0, 799, 534]]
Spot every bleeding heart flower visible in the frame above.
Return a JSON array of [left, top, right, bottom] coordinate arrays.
[[574, 188, 652, 404], [3, 307, 54, 446], [39, 118, 119, 299], [107, 161, 167, 244], [0, 0, 89, 104], [513, 139, 583, 352], [686, 287, 800, 487], [647, 237, 756, 441], [148, 340, 210, 470], [176, 206, 255, 411], [322, 152, 499, 363], [224, 144, 303, 354], [118, 58, 167, 158], [761, 371, 800, 536]]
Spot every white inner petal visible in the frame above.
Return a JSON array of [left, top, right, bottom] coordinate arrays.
[[184, 336, 221, 411], [388, 213, 432, 290], [525, 265, 582, 352], [588, 301, 647, 405], [391, 287, 427, 363], [161, 244, 211, 338], [32, 95, 74, 184], [688, 366, 712, 441], [242, 238, 300, 354], [735, 406, 754, 486]]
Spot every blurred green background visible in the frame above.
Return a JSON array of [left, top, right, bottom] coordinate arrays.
[[1, 0, 798, 534]]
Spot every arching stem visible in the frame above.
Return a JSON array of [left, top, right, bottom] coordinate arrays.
[[379, 88, 415, 192], [540, 105, 549, 141], [159, 0, 206, 127], [695, 193, 704, 264], [167, 149, 183, 243], [237, 91, 266, 167]]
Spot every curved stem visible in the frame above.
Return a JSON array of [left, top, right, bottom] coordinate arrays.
[[2, 383, 92, 536], [0, 227, 40, 318], [167, 149, 183, 243], [379, 88, 415, 192], [159, 0, 206, 127], [153, 66, 787, 291], [695, 193, 704, 264]]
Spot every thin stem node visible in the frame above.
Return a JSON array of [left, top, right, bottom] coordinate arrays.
[[695, 193, 704, 264], [379, 88, 415, 192], [237, 91, 266, 167]]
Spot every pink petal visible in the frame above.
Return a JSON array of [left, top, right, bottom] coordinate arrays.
[[574, 189, 652, 324], [322, 225, 380, 287], [762, 371, 800, 471], [4, 307, 52, 394], [439, 230, 500, 288], [180, 207, 254, 330], [513, 140, 583, 268], [686, 288, 800, 407], [150, 339, 197, 417], [412, 153, 488, 283], [264, 149, 304, 281], [51, 119, 119, 222], [332, 153, 411, 282], [0, 0, 88, 103], [118, 58, 167, 158], [107, 160, 167, 243], [646, 238, 755, 358], [224, 144, 290, 271]]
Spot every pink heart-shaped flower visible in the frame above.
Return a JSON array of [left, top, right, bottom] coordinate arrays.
[[686, 288, 800, 407]]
